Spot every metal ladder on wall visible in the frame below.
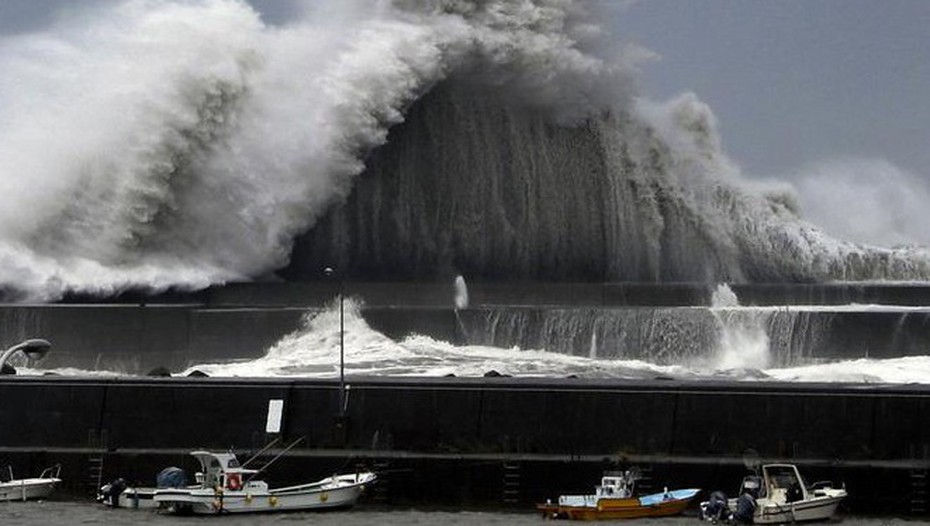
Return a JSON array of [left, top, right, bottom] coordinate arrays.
[[637, 464, 655, 494], [911, 469, 928, 515], [86, 429, 108, 494], [502, 461, 521, 505]]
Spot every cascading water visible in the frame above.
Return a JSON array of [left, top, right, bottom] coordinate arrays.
[[288, 81, 930, 283], [167, 297, 930, 383], [708, 284, 772, 370]]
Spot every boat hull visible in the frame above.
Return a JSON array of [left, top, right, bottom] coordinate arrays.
[[538, 489, 700, 521], [154, 473, 375, 515], [102, 487, 160, 509], [752, 495, 845, 524], [0, 478, 60, 501]]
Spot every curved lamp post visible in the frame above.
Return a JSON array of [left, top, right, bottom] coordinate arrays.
[[0, 338, 52, 375]]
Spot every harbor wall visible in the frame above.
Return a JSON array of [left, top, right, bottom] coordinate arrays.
[[1, 376, 928, 514], [2, 301, 930, 373], [0, 305, 460, 373]]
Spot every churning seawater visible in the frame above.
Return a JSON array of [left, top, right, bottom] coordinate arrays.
[[0, 501, 908, 526]]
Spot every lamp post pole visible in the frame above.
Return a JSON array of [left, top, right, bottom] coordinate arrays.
[[324, 268, 346, 418], [338, 274, 345, 416]]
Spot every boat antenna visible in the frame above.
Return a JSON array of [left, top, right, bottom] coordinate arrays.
[[240, 436, 283, 468], [244, 436, 305, 483]]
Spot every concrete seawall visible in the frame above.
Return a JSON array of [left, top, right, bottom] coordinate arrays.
[[1, 376, 928, 514], [2, 302, 930, 373], [0, 305, 459, 373]]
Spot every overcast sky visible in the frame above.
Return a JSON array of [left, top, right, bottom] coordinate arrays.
[[2, 0, 927, 182], [610, 0, 930, 181]]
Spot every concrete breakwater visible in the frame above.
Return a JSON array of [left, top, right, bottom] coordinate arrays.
[[3, 282, 930, 373], [1, 375, 928, 514]]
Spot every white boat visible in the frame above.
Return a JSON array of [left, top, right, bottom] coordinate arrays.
[[701, 463, 847, 524], [98, 478, 160, 509], [153, 451, 376, 515], [0, 464, 61, 501]]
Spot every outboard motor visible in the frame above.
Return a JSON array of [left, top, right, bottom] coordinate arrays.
[[739, 475, 762, 497], [98, 477, 127, 506], [731, 474, 760, 524], [733, 493, 756, 524], [156, 466, 188, 488], [701, 490, 731, 523]]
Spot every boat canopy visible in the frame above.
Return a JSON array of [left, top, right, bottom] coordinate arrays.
[[189, 451, 258, 485]]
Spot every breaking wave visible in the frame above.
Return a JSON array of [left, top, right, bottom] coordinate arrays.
[[174, 299, 930, 384], [1, 0, 929, 301]]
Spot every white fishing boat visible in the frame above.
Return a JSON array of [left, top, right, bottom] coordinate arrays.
[[153, 450, 376, 515], [701, 463, 846, 524], [98, 477, 161, 509], [0, 464, 61, 501]]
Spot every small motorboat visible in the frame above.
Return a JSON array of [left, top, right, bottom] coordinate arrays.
[[700, 463, 847, 524], [98, 480, 159, 509], [0, 464, 61, 501], [98, 466, 189, 510], [537, 469, 700, 520], [153, 450, 376, 515]]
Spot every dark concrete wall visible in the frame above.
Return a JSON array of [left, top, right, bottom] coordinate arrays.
[[2, 376, 928, 514], [3, 377, 928, 462]]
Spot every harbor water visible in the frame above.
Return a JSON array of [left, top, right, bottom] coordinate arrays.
[[0, 501, 908, 526]]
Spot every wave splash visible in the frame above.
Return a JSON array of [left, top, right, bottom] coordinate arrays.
[[1, 0, 929, 300], [175, 299, 930, 384], [293, 83, 930, 282], [0, 0, 635, 299]]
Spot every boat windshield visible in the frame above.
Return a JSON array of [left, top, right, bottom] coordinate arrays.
[[766, 466, 802, 489]]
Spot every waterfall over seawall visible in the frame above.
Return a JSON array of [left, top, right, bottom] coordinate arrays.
[[285, 82, 930, 283], [456, 307, 845, 367]]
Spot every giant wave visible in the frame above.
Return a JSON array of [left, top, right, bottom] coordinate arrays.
[[0, 0, 928, 302]]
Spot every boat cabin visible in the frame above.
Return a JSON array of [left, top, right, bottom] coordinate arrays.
[[763, 464, 807, 504], [189, 451, 257, 491], [595, 471, 635, 499], [739, 464, 807, 504]]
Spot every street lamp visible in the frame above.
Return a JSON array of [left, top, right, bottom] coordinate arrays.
[[0, 339, 52, 375], [323, 267, 345, 417]]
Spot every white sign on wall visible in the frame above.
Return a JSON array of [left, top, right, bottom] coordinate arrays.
[[265, 399, 284, 434]]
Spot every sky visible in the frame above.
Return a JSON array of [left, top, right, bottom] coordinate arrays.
[[1, 0, 928, 246], [609, 0, 930, 181]]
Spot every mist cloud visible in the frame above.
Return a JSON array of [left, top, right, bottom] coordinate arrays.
[[791, 158, 930, 249]]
